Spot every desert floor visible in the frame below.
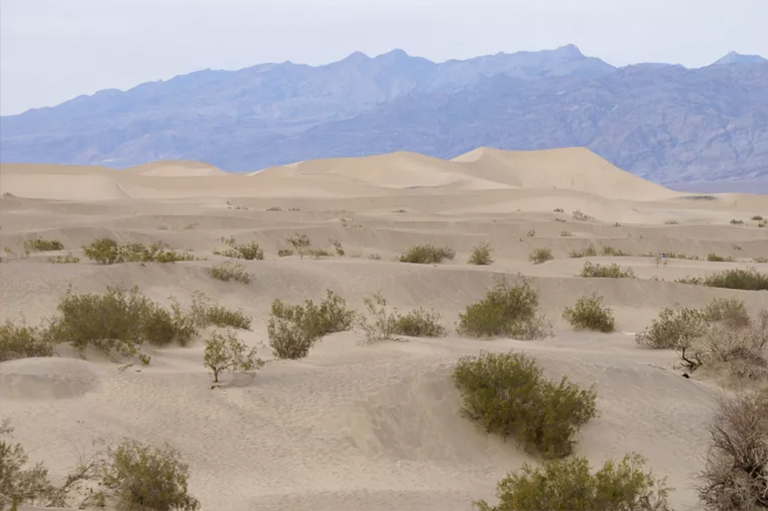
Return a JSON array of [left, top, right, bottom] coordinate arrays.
[[2, 147, 768, 511]]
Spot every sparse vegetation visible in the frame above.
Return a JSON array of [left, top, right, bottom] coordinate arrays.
[[399, 243, 456, 264], [698, 389, 768, 510], [209, 261, 253, 283], [553, 208, 564, 213], [277, 248, 293, 257], [562, 294, 616, 333], [329, 238, 345, 256], [707, 253, 734, 262], [368, 253, 382, 260], [453, 351, 597, 458], [305, 248, 332, 258], [203, 331, 264, 383], [83, 238, 194, 264], [580, 261, 635, 279], [755, 256, 768, 263], [215, 236, 264, 260], [528, 247, 553, 264], [635, 306, 708, 350], [601, 246, 631, 256], [703, 297, 751, 329], [476, 454, 671, 511], [24, 238, 64, 252], [457, 277, 552, 340], [0, 320, 54, 362], [664, 219, 679, 225], [358, 295, 447, 342], [751, 215, 763, 221], [47, 254, 80, 264], [189, 294, 252, 330], [572, 210, 590, 221], [730, 219, 744, 225], [286, 233, 311, 257], [568, 246, 597, 258], [560, 230, 572, 237], [679, 268, 768, 291], [468, 242, 494, 265], [526, 229, 536, 237]]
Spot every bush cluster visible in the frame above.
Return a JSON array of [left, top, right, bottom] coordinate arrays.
[[215, 236, 264, 260], [562, 294, 616, 333], [209, 261, 253, 283], [358, 294, 447, 342], [678, 268, 768, 291], [568, 246, 598, 258], [580, 261, 635, 279], [453, 351, 597, 458], [635, 306, 709, 349], [23, 238, 64, 252], [528, 247, 553, 264], [0, 321, 54, 362], [83, 238, 194, 264], [399, 244, 456, 264]]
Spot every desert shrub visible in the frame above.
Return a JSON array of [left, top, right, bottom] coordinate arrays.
[[202, 305, 251, 330], [277, 248, 293, 257], [24, 238, 64, 252], [755, 257, 768, 263], [267, 290, 354, 358], [46, 286, 197, 363], [476, 453, 671, 511], [209, 261, 252, 283], [468, 242, 494, 265], [47, 254, 80, 264], [82, 238, 193, 264], [0, 321, 55, 362], [0, 419, 56, 510], [457, 277, 551, 339], [453, 351, 597, 458], [562, 294, 616, 333], [635, 306, 708, 349], [730, 219, 744, 225], [305, 248, 332, 258], [286, 233, 311, 257], [601, 246, 631, 256], [216, 236, 264, 260], [707, 253, 734, 262], [572, 210, 590, 221], [82, 237, 122, 264], [399, 244, 456, 264], [580, 261, 635, 279], [664, 219, 679, 225], [267, 206, 282, 211], [392, 307, 447, 337], [698, 389, 768, 511], [701, 268, 768, 291], [329, 239, 345, 256], [526, 229, 536, 237], [752, 215, 764, 221], [358, 293, 401, 343], [560, 230, 572, 237], [528, 247, 553, 264], [203, 331, 264, 383], [568, 246, 597, 258], [96, 439, 200, 511], [553, 208, 564, 213], [704, 297, 751, 329], [368, 253, 382, 260]]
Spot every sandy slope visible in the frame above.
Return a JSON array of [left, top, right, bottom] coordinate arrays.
[[2, 148, 768, 511]]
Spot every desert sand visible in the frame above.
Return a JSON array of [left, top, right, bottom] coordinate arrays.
[[1, 147, 768, 511]]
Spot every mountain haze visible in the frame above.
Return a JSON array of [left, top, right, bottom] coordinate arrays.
[[1, 45, 767, 184]]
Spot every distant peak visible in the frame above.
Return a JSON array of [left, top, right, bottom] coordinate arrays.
[[375, 49, 410, 60], [341, 51, 370, 63], [712, 51, 767, 66], [553, 44, 584, 58]]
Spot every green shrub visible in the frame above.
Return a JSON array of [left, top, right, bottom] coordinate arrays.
[[305, 248, 332, 258], [453, 351, 597, 458], [203, 331, 264, 383], [635, 306, 708, 349], [47, 254, 80, 264], [202, 305, 251, 330], [358, 293, 401, 343], [216, 236, 264, 260], [553, 208, 564, 213], [730, 219, 744, 225], [82, 238, 193, 264], [707, 253, 734, 262], [560, 230, 572, 237], [0, 321, 54, 362], [392, 307, 447, 337], [580, 261, 635, 279], [528, 247, 553, 264], [399, 244, 456, 264], [0, 419, 57, 509], [698, 389, 768, 511], [277, 248, 294, 257], [82, 237, 122, 264], [601, 246, 630, 256], [476, 454, 671, 511], [23, 238, 64, 252], [562, 295, 616, 333], [703, 297, 751, 329], [568, 246, 597, 258], [97, 439, 200, 511], [755, 256, 768, 263], [209, 261, 253, 283], [457, 277, 551, 339], [752, 215, 764, 221], [468, 242, 494, 265], [701, 268, 768, 291]]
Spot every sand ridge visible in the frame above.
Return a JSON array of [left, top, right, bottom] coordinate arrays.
[[1, 148, 768, 511]]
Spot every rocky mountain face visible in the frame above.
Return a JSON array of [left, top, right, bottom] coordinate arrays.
[[1, 46, 766, 184]]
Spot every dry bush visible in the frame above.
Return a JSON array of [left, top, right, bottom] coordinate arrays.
[[277, 248, 293, 257], [752, 215, 764, 221], [730, 219, 745, 225], [453, 351, 597, 459], [553, 208, 564, 213], [203, 331, 264, 383], [0, 321, 54, 362], [399, 244, 456, 264], [580, 261, 635, 279], [476, 454, 671, 511], [47, 254, 80, 264], [23, 238, 64, 252], [392, 307, 448, 337], [755, 257, 768, 263], [368, 253, 382, 260], [664, 219, 679, 225], [329, 239, 345, 256], [698, 389, 768, 511], [702, 268, 768, 291], [83, 238, 193, 264], [528, 247, 553, 264], [468, 242, 494, 265], [572, 210, 590, 221], [635, 306, 709, 349], [286, 233, 311, 257], [457, 277, 552, 340], [560, 230, 572, 237], [209, 261, 253, 283], [568, 246, 598, 258], [188, 294, 252, 330], [358, 295, 447, 342], [305, 248, 332, 258], [267, 290, 355, 359], [708, 253, 735, 262], [215, 236, 264, 260], [601, 246, 631, 256], [562, 294, 616, 333], [526, 229, 536, 237], [704, 297, 751, 329]]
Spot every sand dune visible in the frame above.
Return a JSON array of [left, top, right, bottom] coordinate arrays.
[[2, 148, 768, 511]]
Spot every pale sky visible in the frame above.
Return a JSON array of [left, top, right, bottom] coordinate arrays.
[[1, 0, 766, 116]]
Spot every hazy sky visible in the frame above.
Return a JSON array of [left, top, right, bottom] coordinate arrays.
[[1, 0, 766, 115]]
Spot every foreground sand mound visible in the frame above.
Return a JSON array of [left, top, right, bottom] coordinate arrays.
[[0, 357, 100, 400], [0, 170, 128, 201]]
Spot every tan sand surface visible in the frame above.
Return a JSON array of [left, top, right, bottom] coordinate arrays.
[[2, 148, 768, 511]]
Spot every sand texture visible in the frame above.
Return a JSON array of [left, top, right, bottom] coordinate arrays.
[[2, 148, 768, 511]]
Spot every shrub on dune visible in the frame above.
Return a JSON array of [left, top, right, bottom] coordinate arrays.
[[528, 247, 553, 264], [0, 320, 54, 362], [399, 243, 456, 264], [562, 294, 616, 333], [468, 242, 494, 265], [580, 261, 635, 279]]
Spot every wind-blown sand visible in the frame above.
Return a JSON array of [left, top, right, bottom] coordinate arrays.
[[1, 148, 767, 511]]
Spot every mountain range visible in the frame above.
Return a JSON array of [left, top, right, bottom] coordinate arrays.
[[1, 45, 767, 185]]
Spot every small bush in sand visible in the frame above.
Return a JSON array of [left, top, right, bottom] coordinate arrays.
[[368, 253, 382, 260], [476, 454, 671, 511], [189, 294, 252, 330], [47, 254, 80, 264], [268, 290, 355, 359], [46, 286, 197, 364], [215, 236, 264, 260], [468, 242, 494, 265], [562, 294, 616, 333], [305, 248, 333, 258], [277, 248, 293, 257], [572, 210, 590, 221], [23, 238, 64, 252], [457, 277, 552, 340], [703, 297, 751, 329], [95, 439, 200, 511], [286, 233, 311, 257], [755, 256, 768, 263], [82, 237, 122, 264], [209, 261, 253, 283], [635, 306, 709, 350], [329, 239, 345, 256], [730, 219, 745, 225], [398, 243, 456, 264], [703, 268, 768, 291], [0, 320, 54, 362], [392, 308, 447, 337], [560, 230, 572, 237], [526, 229, 536, 237], [601, 246, 631, 256], [580, 261, 635, 279], [203, 331, 264, 384], [453, 351, 597, 459], [698, 389, 768, 510], [528, 247, 553, 264], [358, 295, 447, 342], [568, 246, 597, 258], [553, 208, 564, 213], [83, 238, 193, 264], [707, 253, 734, 262], [752, 215, 764, 221]]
